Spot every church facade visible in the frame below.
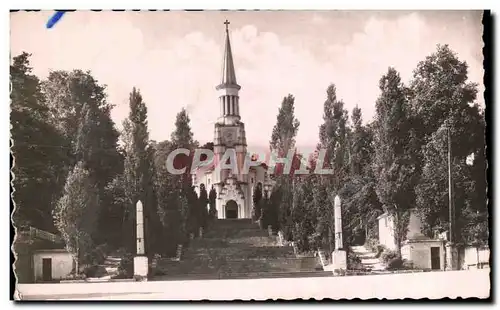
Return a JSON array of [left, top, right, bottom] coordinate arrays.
[[192, 21, 273, 219]]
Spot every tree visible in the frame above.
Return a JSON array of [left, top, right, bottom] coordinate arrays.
[[344, 108, 382, 245], [41, 68, 122, 244], [270, 94, 300, 156], [268, 94, 301, 235], [171, 108, 197, 149], [252, 183, 263, 221], [318, 84, 350, 191], [310, 84, 351, 254], [208, 185, 217, 219], [153, 140, 180, 255], [10, 52, 70, 232], [169, 108, 200, 238], [350, 105, 373, 176], [372, 67, 417, 257], [411, 45, 486, 246], [42, 70, 108, 142], [198, 183, 209, 229], [118, 88, 161, 255], [290, 177, 316, 252], [409, 44, 479, 139], [53, 162, 99, 274]]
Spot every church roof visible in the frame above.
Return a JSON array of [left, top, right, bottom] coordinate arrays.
[[217, 20, 240, 90]]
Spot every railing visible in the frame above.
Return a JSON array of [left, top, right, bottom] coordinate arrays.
[[29, 227, 63, 243]]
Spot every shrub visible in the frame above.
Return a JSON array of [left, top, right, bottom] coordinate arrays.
[[83, 265, 108, 278], [381, 249, 399, 264], [386, 257, 404, 270], [347, 251, 362, 270], [365, 238, 378, 252], [117, 252, 134, 278], [375, 244, 386, 258]]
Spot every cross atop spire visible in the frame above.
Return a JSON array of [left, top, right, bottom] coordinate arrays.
[[217, 19, 240, 90]]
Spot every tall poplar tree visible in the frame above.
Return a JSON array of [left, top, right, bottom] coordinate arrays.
[[170, 108, 199, 237], [119, 88, 161, 255], [372, 67, 417, 256], [318, 84, 350, 191], [53, 162, 99, 273], [269, 94, 300, 233]]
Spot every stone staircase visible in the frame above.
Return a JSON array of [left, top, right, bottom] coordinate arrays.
[[153, 219, 328, 280], [102, 256, 122, 277], [350, 245, 386, 272]]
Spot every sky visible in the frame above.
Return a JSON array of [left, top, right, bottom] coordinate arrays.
[[10, 10, 484, 155]]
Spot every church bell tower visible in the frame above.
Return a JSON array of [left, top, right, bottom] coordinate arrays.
[[213, 20, 250, 219]]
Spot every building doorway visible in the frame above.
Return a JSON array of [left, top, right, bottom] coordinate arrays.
[[225, 200, 238, 219], [431, 247, 441, 270], [42, 258, 52, 282]]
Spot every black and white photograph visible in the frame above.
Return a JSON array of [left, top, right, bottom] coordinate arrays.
[[10, 9, 490, 300]]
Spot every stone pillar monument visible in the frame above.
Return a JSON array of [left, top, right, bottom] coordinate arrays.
[[331, 195, 347, 275], [134, 200, 148, 280]]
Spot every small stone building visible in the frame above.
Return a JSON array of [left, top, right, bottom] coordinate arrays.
[[13, 227, 69, 283], [378, 210, 445, 270], [33, 249, 74, 282]]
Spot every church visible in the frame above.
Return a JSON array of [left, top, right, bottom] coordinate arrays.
[[192, 21, 274, 219]]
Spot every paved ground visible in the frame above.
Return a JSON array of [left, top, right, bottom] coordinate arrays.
[[15, 269, 490, 300]]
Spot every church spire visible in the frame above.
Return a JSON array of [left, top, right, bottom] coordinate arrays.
[[216, 20, 241, 122], [218, 20, 240, 90]]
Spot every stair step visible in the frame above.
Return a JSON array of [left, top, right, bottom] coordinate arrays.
[[155, 219, 322, 279]]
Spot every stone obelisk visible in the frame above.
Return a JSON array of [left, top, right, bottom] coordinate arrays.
[[332, 195, 347, 275], [134, 200, 148, 280], [334, 195, 343, 250]]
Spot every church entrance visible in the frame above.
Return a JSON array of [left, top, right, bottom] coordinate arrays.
[[225, 200, 238, 219]]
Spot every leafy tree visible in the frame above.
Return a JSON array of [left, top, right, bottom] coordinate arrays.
[[258, 191, 271, 229], [171, 108, 197, 149], [350, 105, 373, 176], [307, 84, 351, 254], [41, 68, 122, 245], [372, 67, 417, 257], [290, 177, 316, 252], [311, 176, 334, 253], [411, 45, 487, 246], [169, 108, 200, 237], [270, 94, 300, 156], [268, 94, 301, 235], [118, 88, 161, 254], [415, 108, 486, 244], [252, 182, 263, 221], [208, 185, 217, 219], [53, 162, 99, 274], [153, 140, 183, 255], [343, 108, 382, 245], [198, 183, 209, 229], [10, 52, 70, 232], [42, 70, 109, 147], [318, 84, 350, 191], [409, 44, 479, 140]]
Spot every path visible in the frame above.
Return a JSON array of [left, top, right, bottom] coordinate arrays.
[[16, 269, 490, 300], [351, 245, 386, 272]]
